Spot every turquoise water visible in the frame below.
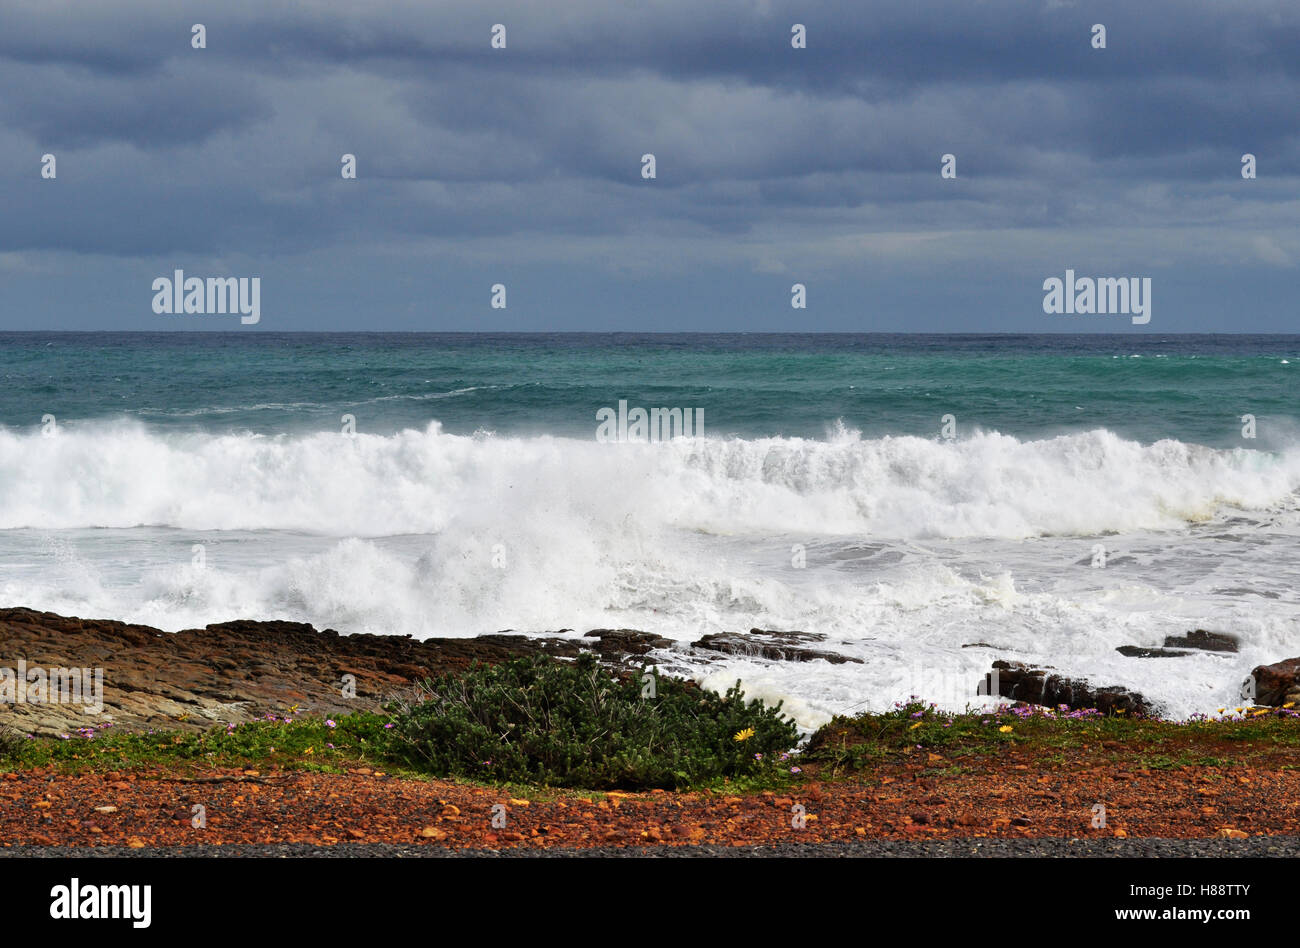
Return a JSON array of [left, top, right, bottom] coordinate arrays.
[[1, 332, 1295, 447]]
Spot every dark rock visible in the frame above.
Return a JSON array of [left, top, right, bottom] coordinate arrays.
[[990, 660, 1156, 717], [692, 630, 862, 665], [1248, 658, 1300, 707], [583, 629, 674, 660], [1118, 632, 1239, 658], [1163, 630, 1239, 653], [1116, 646, 1191, 658], [464, 634, 583, 662]]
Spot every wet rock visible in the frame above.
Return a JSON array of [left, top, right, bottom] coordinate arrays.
[[1116, 646, 1191, 658], [465, 634, 583, 663], [1163, 630, 1239, 653], [1118, 631, 1238, 658], [990, 660, 1156, 717], [582, 629, 674, 661], [1248, 657, 1300, 707], [692, 629, 862, 665]]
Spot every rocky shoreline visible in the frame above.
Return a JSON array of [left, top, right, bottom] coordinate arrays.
[[0, 608, 670, 735], [1, 607, 1296, 736]]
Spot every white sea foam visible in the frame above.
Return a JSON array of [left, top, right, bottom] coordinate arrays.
[[1, 420, 1297, 726], [0, 420, 1295, 535]]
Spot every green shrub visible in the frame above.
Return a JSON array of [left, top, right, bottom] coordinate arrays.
[[389, 654, 799, 789]]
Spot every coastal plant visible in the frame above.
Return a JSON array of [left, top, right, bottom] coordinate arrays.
[[803, 696, 1300, 775], [388, 653, 799, 790], [0, 725, 27, 760]]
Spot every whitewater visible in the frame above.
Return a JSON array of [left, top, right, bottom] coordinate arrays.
[[2, 418, 1297, 728]]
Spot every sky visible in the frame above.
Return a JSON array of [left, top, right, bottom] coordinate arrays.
[[0, 0, 1297, 332]]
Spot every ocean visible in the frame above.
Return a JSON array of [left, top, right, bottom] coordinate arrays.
[[0, 332, 1296, 727]]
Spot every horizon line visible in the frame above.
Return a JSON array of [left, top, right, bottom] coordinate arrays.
[[0, 329, 1297, 337]]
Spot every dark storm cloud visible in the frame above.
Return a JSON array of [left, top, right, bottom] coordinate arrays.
[[0, 0, 1295, 330]]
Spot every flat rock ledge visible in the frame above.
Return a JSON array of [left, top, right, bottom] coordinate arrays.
[[0, 608, 649, 737]]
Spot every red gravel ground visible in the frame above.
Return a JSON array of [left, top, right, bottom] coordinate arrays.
[[5, 745, 1298, 849]]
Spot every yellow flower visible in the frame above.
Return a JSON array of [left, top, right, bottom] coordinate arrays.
[[1284, 703, 1295, 709], [733, 728, 755, 742], [999, 725, 1013, 733], [1217, 708, 1226, 714], [909, 722, 923, 730]]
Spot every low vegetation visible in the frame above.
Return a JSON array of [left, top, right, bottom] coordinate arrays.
[[388, 654, 800, 789], [0, 655, 802, 791], [6, 677, 1295, 790], [3, 712, 397, 773], [803, 699, 1300, 775]]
